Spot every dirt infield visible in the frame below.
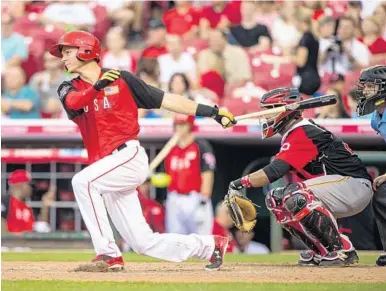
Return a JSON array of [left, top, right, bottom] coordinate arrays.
[[2, 261, 386, 283]]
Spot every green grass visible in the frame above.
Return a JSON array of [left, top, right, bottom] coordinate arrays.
[[1, 252, 380, 265], [2, 281, 385, 291]]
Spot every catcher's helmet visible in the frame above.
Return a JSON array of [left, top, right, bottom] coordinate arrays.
[[49, 30, 101, 62], [259, 88, 302, 139], [355, 65, 386, 116]]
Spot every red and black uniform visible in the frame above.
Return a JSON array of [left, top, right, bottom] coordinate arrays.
[[1, 196, 34, 233], [265, 119, 372, 182], [164, 139, 216, 194], [138, 193, 165, 233], [57, 69, 164, 164]]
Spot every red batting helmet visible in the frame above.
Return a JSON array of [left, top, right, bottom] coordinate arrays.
[[260, 88, 302, 139], [49, 30, 101, 62], [173, 114, 195, 126]]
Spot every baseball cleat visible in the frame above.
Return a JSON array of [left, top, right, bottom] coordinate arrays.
[[376, 253, 386, 267], [319, 250, 359, 267], [205, 235, 228, 271], [91, 255, 125, 272], [74, 255, 124, 272], [298, 250, 321, 266]]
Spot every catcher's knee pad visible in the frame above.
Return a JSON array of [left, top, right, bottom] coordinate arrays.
[[283, 183, 345, 254]]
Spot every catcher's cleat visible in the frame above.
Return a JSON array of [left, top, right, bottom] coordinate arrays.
[[205, 235, 229, 271], [74, 255, 124, 272], [298, 250, 321, 266], [376, 253, 386, 267], [319, 250, 359, 267]]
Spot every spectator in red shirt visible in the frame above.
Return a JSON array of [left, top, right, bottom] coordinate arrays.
[[141, 20, 168, 59], [162, 1, 199, 39], [212, 201, 236, 253], [137, 181, 165, 233], [360, 16, 386, 65], [1, 170, 55, 233], [199, 1, 241, 39]]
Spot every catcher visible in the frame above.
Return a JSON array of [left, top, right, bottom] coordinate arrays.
[[224, 87, 373, 266]]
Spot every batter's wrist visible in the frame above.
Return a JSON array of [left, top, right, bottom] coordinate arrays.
[[195, 104, 218, 118]]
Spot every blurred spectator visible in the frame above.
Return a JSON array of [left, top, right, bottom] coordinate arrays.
[[230, 1, 271, 53], [212, 201, 236, 253], [271, 1, 301, 55], [29, 52, 69, 118], [234, 230, 270, 254], [345, 1, 363, 38], [162, 0, 199, 39], [291, 7, 321, 96], [199, 1, 241, 39], [2, 1, 26, 20], [360, 16, 386, 65], [2, 66, 40, 119], [198, 29, 252, 86], [1, 170, 55, 233], [328, 73, 346, 96], [316, 88, 350, 119], [137, 181, 165, 233], [316, 16, 336, 40], [40, 0, 96, 31], [158, 34, 197, 88], [319, 16, 370, 75], [254, 1, 278, 32], [373, 3, 386, 39], [101, 27, 135, 72], [136, 58, 162, 118], [141, 20, 167, 59], [261, 8, 320, 96], [1, 14, 28, 69], [95, 0, 144, 39], [168, 73, 194, 100]]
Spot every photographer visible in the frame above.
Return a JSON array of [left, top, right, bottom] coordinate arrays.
[[319, 16, 370, 75]]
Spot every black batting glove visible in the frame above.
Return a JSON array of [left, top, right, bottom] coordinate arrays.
[[94, 69, 120, 91]]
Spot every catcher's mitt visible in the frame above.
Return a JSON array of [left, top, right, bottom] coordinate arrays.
[[223, 191, 259, 232]]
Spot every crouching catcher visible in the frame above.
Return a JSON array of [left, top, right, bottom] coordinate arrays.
[[225, 88, 373, 266]]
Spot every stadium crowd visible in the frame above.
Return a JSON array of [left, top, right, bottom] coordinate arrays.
[[2, 0, 386, 120]]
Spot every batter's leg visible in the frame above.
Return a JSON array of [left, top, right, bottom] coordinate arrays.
[[72, 168, 122, 257], [104, 190, 215, 262], [373, 183, 386, 266]]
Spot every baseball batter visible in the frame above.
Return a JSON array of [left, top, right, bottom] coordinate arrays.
[[355, 65, 386, 267], [49, 30, 234, 271], [164, 114, 216, 235], [226, 87, 373, 266]]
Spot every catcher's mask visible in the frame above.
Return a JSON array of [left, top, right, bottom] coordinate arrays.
[[259, 88, 302, 139], [355, 65, 386, 116]]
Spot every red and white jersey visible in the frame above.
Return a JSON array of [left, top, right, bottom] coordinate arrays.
[[164, 139, 216, 194], [1, 195, 35, 233], [57, 69, 164, 164]]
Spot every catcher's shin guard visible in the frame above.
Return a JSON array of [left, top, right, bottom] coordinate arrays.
[[266, 183, 353, 256]]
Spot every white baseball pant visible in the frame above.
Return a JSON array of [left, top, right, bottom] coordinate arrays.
[[166, 192, 214, 235], [71, 140, 215, 262]]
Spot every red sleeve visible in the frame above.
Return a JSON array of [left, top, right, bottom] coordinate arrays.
[[275, 127, 318, 171], [369, 38, 386, 55], [225, 1, 241, 25]]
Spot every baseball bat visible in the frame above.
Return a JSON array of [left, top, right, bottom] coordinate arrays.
[[235, 94, 337, 121], [148, 133, 181, 174]]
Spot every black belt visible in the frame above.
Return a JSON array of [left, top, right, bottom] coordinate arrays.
[[116, 143, 127, 152]]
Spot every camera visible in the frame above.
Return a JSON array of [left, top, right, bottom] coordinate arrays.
[[326, 37, 343, 56]]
